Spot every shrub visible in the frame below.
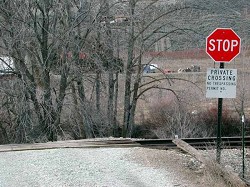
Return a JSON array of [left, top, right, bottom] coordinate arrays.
[[138, 99, 210, 139], [131, 123, 157, 139], [200, 105, 241, 137], [136, 100, 242, 139]]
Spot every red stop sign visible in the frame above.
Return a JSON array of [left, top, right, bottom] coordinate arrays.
[[206, 28, 241, 62]]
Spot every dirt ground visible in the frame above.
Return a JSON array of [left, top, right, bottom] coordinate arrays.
[[129, 147, 234, 187]]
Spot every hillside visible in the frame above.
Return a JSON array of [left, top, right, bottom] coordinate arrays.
[[134, 56, 250, 123]]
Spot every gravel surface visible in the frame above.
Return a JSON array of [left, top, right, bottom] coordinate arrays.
[[200, 148, 250, 179], [0, 147, 249, 187], [0, 148, 180, 187]]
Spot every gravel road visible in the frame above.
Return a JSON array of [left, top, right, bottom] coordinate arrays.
[[0, 148, 179, 187]]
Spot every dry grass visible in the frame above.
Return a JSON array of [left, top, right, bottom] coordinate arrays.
[[134, 55, 250, 123]]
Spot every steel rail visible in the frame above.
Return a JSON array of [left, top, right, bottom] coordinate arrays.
[[135, 136, 250, 149], [0, 136, 249, 152]]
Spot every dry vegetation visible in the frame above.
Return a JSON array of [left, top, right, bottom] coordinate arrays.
[[130, 55, 250, 139], [0, 55, 249, 142], [135, 55, 250, 118], [0, 0, 249, 143]]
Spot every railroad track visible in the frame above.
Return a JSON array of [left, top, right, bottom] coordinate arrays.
[[0, 136, 249, 152], [135, 136, 250, 150]]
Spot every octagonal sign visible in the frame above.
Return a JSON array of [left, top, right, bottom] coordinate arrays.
[[206, 28, 241, 62]]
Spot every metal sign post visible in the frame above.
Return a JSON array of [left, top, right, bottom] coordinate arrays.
[[216, 62, 224, 163], [242, 114, 245, 178], [206, 28, 241, 164]]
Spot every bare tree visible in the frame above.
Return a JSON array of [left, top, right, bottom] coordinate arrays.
[[0, 0, 249, 143], [0, 0, 96, 141], [121, 0, 205, 137]]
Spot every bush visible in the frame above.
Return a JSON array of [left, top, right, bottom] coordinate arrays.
[[131, 123, 157, 139], [200, 105, 241, 137], [138, 99, 208, 139], [136, 100, 242, 139]]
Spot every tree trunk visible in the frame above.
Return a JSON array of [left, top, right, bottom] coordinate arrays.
[[96, 71, 101, 112], [77, 78, 93, 138], [123, 0, 136, 137], [108, 72, 115, 134], [113, 71, 119, 137], [71, 83, 84, 138], [43, 70, 57, 141], [52, 62, 69, 138], [102, 0, 115, 135]]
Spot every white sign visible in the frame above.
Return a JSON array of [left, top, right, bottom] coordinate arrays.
[[206, 68, 237, 98]]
